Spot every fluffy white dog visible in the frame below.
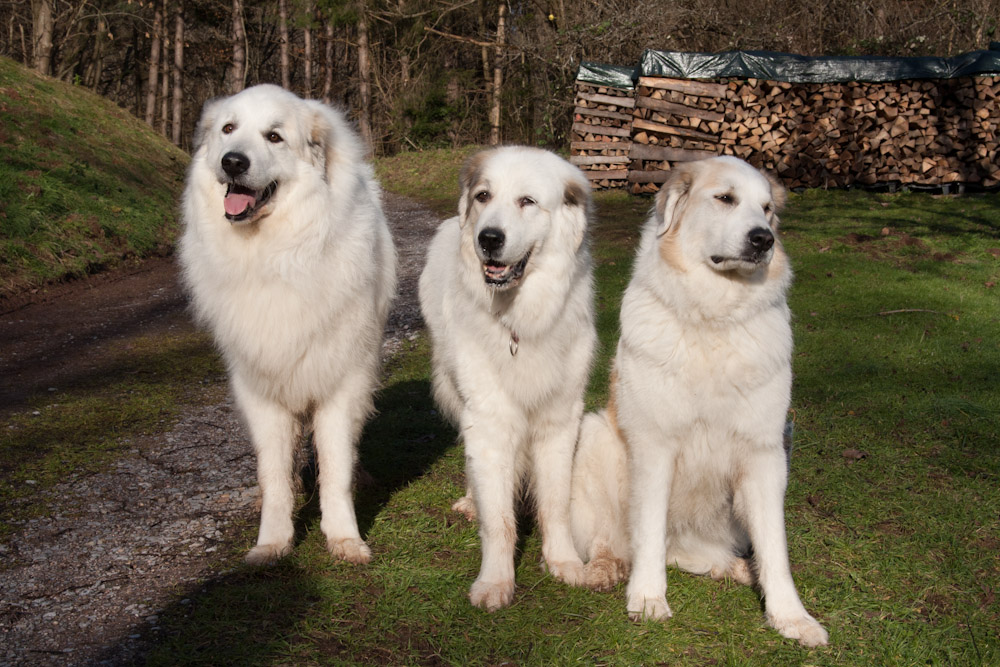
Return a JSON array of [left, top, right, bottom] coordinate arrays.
[[571, 156, 828, 647], [419, 146, 596, 610], [179, 84, 396, 566]]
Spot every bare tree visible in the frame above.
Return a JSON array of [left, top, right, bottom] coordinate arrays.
[[172, 0, 184, 146], [303, 1, 314, 96], [489, 2, 504, 146], [229, 0, 246, 93], [279, 0, 290, 89], [29, 0, 53, 75], [357, 4, 372, 151], [144, 0, 163, 126], [322, 18, 334, 102]]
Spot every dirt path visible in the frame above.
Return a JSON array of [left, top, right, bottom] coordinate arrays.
[[0, 193, 441, 666]]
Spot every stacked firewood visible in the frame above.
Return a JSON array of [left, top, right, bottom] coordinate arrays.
[[569, 82, 633, 189], [571, 74, 1000, 192]]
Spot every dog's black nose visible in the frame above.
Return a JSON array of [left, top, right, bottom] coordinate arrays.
[[748, 227, 774, 252], [478, 228, 505, 257], [221, 152, 250, 178]]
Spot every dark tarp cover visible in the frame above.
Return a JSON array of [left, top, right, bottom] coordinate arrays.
[[577, 46, 1000, 86], [576, 62, 636, 89], [639, 48, 1000, 83]]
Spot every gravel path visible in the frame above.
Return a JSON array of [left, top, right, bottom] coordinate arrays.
[[0, 193, 441, 666]]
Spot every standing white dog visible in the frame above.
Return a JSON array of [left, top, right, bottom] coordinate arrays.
[[179, 85, 396, 566], [570, 156, 828, 647], [419, 147, 596, 610]]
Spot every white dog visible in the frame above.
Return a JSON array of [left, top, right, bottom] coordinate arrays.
[[179, 84, 396, 566], [419, 146, 596, 610], [570, 156, 828, 647]]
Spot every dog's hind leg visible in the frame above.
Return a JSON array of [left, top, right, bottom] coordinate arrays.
[[314, 372, 375, 565], [234, 375, 298, 566]]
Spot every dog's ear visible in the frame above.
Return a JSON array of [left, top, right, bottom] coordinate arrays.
[[458, 149, 491, 226], [560, 173, 593, 252], [191, 97, 222, 154], [762, 169, 787, 227], [307, 102, 364, 184], [654, 164, 694, 237]]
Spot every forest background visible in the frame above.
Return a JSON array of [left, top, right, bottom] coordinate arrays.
[[4, 0, 1000, 155]]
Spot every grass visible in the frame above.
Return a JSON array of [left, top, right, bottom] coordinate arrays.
[[0, 56, 189, 298], [0, 72, 996, 661], [140, 162, 998, 665]]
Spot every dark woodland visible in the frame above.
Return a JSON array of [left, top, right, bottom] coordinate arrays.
[[2, 0, 998, 154]]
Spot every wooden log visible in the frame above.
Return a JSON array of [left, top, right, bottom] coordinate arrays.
[[633, 118, 719, 143], [569, 155, 631, 166], [570, 140, 629, 152], [637, 76, 729, 99], [577, 91, 636, 108], [571, 122, 630, 138], [583, 169, 627, 181], [629, 142, 717, 163], [628, 170, 671, 184], [635, 95, 725, 122], [574, 106, 633, 122]]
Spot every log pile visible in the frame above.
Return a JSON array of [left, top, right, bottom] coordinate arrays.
[[571, 73, 1000, 192], [569, 81, 633, 189]]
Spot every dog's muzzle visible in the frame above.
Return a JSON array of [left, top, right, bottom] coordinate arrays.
[[477, 227, 531, 288], [219, 151, 277, 224]]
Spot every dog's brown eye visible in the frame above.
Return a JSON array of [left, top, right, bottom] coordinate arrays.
[[519, 196, 536, 208], [715, 193, 734, 205], [763, 203, 772, 214], [475, 190, 491, 204], [222, 123, 235, 134], [267, 132, 283, 144]]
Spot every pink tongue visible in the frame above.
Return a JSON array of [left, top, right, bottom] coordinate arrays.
[[224, 192, 256, 216]]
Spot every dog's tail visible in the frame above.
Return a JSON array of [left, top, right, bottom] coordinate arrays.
[[570, 409, 631, 591]]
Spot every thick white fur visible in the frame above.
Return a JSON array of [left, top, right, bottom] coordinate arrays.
[[570, 156, 828, 647], [419, 147, 596, 611], [179, 84, 396, 566]]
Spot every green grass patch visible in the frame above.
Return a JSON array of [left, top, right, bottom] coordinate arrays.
[[373, 144, 486, 218], [0, 56, 188, 297], [142, 171, 999, 665]]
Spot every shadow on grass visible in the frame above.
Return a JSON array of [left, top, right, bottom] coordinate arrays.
[[131, 377, 456, 666]]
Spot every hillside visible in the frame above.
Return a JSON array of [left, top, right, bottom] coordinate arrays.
[[0, 56, 189, 300]]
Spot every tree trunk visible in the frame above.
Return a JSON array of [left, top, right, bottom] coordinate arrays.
[[489, 3, 505, 146], [229, 0, 246, 94], [279, 0, 290, 89], [357, 6, 373, 152], [160, 15, 170, 137], [144, 0, 163, 126], [322, 19, 333, 103], [172, 1, 184, 146], [303, 1, 313, 97], [30, 0, 54, 76]]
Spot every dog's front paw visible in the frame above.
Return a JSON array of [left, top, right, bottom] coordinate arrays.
[[451, 494, 477, 521], [469, 577, 515, 611], [327, 537, 372, 565], [245, 542, 292, 566], [627, 592, 672, 622], [544, 558, 586, 587], [768, 612, 829, 647], [583, 556, 629, 591]]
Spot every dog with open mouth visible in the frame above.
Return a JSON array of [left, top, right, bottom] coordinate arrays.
[[569, 156, 828, 647], [178, 84, 396, 567], [418, 146, 596, 610]]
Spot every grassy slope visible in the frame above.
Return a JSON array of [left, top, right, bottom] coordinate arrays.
[[143, 150, 998, 665], [0, 56, 188, 298]]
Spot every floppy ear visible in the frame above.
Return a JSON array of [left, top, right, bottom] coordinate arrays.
[[561, 174, 592, 252], [307, 102, 364, 184], [457, 149, 491, 227], [191, 97, 221, 155], [761, 169, 787, 227], [654, 164, 694, 237]]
